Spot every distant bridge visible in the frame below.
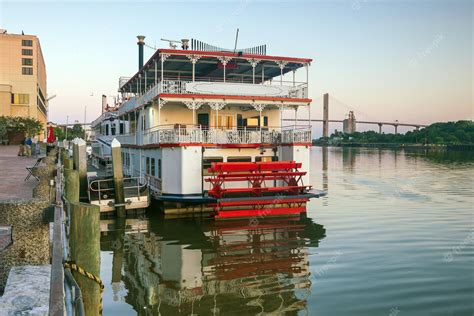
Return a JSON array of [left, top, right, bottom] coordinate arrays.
[[284, 93, 429, 135], [284, 118, 428, 134]]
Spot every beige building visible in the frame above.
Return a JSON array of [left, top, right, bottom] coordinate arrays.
[[0, 30, 48, 138]]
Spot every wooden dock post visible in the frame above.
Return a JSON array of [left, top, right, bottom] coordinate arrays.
[[64, 169, 80, 203], [63, 157, 74, 170], [73, 138, 88, 199], [111, 139, 126, 218], [69, 202, 101, 316]]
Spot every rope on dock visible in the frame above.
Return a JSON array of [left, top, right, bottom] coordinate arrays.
[[64, 261, 104, 315]]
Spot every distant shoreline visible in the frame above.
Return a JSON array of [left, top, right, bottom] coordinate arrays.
[[312, 143, 474, 151]]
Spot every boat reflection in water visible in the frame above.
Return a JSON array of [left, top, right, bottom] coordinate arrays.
[[100, 215, 326, 315]]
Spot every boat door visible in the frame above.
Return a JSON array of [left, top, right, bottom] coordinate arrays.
[[198, 113, 209, 129]]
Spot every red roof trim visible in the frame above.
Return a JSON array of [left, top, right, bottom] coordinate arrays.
[[159, 93, 312, 103], [158, 48, 313, 64]]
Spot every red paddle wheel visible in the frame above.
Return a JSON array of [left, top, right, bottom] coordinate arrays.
[[206, 161, 312, 219]]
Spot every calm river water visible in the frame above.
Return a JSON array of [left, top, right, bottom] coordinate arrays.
[[100, 147, 474, 316]]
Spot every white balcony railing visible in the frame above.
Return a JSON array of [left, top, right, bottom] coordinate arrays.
[[119, 78, 309, 115], [115, 127, 312, 146]]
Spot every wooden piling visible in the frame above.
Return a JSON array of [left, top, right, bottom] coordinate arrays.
[[64, 169, 80, 204], [73, 138, 88, 199], [69, 202, 101, 316], [111, 139, 126, 218], [63, 157, 74, 170]]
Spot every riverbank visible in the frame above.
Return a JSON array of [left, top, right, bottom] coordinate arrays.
[[313, 143, 474, 151]]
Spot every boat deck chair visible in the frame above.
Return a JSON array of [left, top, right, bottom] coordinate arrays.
[[25, 157, 43, 181]]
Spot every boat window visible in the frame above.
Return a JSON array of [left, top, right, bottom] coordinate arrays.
[[158, 159, 162, 179], [255, 156, 277, 162], [227, 156, 252, 162], [203, 157, 223, 176], [244, 116, 268, 129], [151, 158, 156, 176]]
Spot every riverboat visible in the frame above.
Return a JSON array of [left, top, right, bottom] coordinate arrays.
[[93, 37, 325, 218]]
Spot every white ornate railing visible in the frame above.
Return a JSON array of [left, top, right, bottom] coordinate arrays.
[[115, 127, 311, 146], [160, 80, 308, 99], [117, 79, 308, 116]]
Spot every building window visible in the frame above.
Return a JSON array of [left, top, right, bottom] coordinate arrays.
[[151, 158, 156, 176], [146, 157, 150, 175], [22, 49, 33, 56], [111, 123, 116, 136], [22, 58, 33, 66], [22, 67, 33, 75], [119, 123, 124, 134], [11, 93, 29, 104], [105, 124, 109, 136], [22, 39, 33, 46]]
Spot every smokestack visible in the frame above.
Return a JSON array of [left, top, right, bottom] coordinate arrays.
[[137, 35, 146, 70], [102, 95, 107, 114]]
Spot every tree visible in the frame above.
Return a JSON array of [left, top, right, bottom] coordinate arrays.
[[0, 116, 43, 138]]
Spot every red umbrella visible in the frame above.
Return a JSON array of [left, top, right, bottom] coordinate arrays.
[[47, 126, 55, 143]]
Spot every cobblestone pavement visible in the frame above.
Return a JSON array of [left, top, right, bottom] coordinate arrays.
[[0, 146, 39, 200]]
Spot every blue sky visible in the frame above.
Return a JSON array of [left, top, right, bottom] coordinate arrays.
[[1, 0, 472, 136]]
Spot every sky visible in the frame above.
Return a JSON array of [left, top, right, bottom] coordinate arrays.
[[0, 0, 472, 136]]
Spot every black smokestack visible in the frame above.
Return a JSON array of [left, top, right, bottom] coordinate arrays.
[[137, 35, 145, 70]]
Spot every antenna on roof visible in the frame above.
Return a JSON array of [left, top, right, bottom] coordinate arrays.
[[233, 28, 239, 54], [161, 38, 181, 49]]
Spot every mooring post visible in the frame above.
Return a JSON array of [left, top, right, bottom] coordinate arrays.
[[111, 139, 126, 217], [72, 138, 88, 199], [60, 148, 68, 164], [69, 202, 101, 316], [63, 156, 74, 170], [64, 168, 80, 204]]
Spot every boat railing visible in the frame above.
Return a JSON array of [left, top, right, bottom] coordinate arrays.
[[145, 175, 162, 195], [88, 176, 148, 205], [140, 126, 312, 145]]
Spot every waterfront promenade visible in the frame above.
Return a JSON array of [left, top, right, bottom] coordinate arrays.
[[0, 146, 39, 200]]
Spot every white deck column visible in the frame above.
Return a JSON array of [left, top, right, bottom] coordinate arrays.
[[187, 55, 201, 82], [209, 102, 226, 129], [218, 56, 231, 83], [276, 61, 288, 86], [154, 60, 157, 85], [247, 59, 260, 84], [294, 106, 298, 128], [144, 71, 147, 92]]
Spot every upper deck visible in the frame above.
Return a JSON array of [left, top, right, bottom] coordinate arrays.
[[118, 41, 312, 114]]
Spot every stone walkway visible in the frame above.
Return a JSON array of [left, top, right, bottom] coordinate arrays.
[[0, 146, 40, 200], [0, 265, 50, 315]]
